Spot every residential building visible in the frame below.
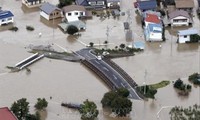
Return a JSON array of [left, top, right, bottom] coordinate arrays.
[[144, 13, 161, 27], [175, 0, 194, 12], [106, 0, 120, 9], [168, 10, 192, 26], [22, 0, 45, 8], [0, 10, 14, 26], [177, 29, 199, 43], [137, 0, 157, 12], [62, 5, 87, 22], [75, 0, 106, 9], [40, 2, 61, 20], [0, 107, 18, 120], [145, 23, 163, 41]]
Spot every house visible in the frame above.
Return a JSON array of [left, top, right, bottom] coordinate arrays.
[[22, 0, 45, 8], [145, 23, 163, 41], [40, 2, 61, 20], [168, 10, 192, 26], [177, 29, 199, 43], [0, 107, 18, 120], [0, 10, 14, 26], [137, 0, 157, 12], [62, 5, 87, 22], [144, 13, 161, 27], [175, 0, 194, 12], [58, 20, 86, 32], [106, 0, 120, 9], [75, 0, 106, 9]]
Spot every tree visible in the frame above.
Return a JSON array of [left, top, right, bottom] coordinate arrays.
[[26, 112, 40, 120], [67, 25, 78, 35], [104, 40, 108, 44], [58, 0, 74, 8], [174, 78, 183, 89], [119, 43, 125, 49], [111, 97, 132, 117], [101, 88, 132, 117], [34, 98, 48, 110], [89, 42, 94, 47], [79, 99, 99, 120], [11, 98, 30, 120]]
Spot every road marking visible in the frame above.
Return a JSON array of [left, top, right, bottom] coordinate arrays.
[[94, 60, 100, 64], [113, 75, 117, 80], [103, 67, 109, 71], [121, 83, 125, 87], [129, 94, 133, 98]]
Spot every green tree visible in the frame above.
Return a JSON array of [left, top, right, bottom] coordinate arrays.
[[101, 88, 132, 117], [174, 78, 183, 89], [89, 42, 94, 47], [58, 0, 74, 8], [34, 98, 48, 110], [11, 98, 29, 120], [26, 112, 40, 120], [111, 97, 132, 117], [79, 99, 99, 120], [119, 43, 125, 49], [67, 25, 78, 35]]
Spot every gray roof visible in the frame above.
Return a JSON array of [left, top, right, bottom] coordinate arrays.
[[107, 0, 120, 2], [168, 10, 190, 20], [178, 29, 198, 35], [62, 5, 86, 13], [40, 2, 61, 15]]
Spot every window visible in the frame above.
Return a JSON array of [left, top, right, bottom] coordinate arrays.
[[80, 12, 83, 16], [50, 13, 53, 16], [75, 12, 78, 15], [7, 18, 12, 21], [2, 19, 5, 22], [97, 1, 104, 5], [68, 13, 72, 16], [90, 1, 96, 5], [184, 35, 187, 38], [56, 12, 59, 15]]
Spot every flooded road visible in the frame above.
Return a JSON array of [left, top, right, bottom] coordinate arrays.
[[0, 0, 200, 119]]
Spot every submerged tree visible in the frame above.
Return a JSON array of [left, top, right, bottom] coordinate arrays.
[[79, 99, 99, 120], [34, 98, 48, 110], [67, 25, 78, 35]]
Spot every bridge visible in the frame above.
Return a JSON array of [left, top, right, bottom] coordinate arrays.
[[14, 53, 44, 70], [76, 48, 143, 100]]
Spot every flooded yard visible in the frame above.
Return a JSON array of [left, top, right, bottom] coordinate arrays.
[[0, 0, 200, 120]]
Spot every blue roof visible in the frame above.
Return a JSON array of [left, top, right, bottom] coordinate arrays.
[[138, 0, 157, 11], [147, 23, 162, 33], [0, 11, 14, 20], [75, 0, 89, 6], [178, 29, 198, 36], [40, 2, 60, 15]]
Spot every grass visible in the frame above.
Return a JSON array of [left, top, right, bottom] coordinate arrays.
[[149, 80, 170, 89]]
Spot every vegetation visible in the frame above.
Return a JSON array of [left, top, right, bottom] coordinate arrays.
[[34, 98, 48, 110], [189, 34, 200, 43], [169, 104, 200, 120], [137, 81, 170, 99], [188, 73, 200, 85], [67, 25, 78, 35], [26, 25, 34, 31], [9, 26, 18, 32], [11, 98, 41, 120], [89, 42, 94, 47], [58, 0, 74, 8], [174, 78, 192, 95], [101, 88, 132, 117], [79, 99, 99, 120]]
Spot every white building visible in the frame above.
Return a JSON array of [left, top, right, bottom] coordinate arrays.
[[177, 29, 199, 43], [168, 10, 192, 26], [145, 23, 163, 41], [22, 0, 45, 8], [0, 10, 14, 26], [62, 5, 86, 22], [106, 0, 120, 8], [40, 2, 61, 20]]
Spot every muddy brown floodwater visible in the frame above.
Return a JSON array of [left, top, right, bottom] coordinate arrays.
[[0, 0, 200, 120]]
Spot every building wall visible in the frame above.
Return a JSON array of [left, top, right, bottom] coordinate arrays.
[[178, 35, 190, 43], [65, 10, 85, 21], [40, 11, 49, 20], [0, 17, 14, 26], [170, 16, 189, 26], [40, 10, 61, 20], [149, 32, 162, 41]]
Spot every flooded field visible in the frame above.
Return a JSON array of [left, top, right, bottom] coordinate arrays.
[[0, 0, 200, 120]]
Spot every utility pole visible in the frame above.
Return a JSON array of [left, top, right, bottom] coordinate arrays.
[[143, 69, 147, 94]]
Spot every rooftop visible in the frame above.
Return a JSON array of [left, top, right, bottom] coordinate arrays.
[[175, 0, 194, 8], [0, 107, 18, 120], [178, 29, 198, 35], [148, 23, 162, 33], [40, 2, 61, 15], [62, 5, 86, 13], [138, 0, 157, 11], [168, 10, 191, 20], [0, 10, 14, 20], [145, 13, 161, 24]]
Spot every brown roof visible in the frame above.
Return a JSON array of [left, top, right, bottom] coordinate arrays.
[[62, 5, 86, 13], [175, 0, 194, 8], [168, 10, 191, 20]]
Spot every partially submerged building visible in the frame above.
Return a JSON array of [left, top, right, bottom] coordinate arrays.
[[0, 107, 18, 120], [0, 10, 14, 26], [177, 29, 199, 43]]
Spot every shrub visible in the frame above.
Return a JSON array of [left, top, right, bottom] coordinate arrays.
[[26, 26, 34, 31], [9, 26, 18, 32], [67, 25, 78, 35]]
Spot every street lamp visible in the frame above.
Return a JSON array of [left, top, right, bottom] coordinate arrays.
[[106, 25, 116, 41]]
